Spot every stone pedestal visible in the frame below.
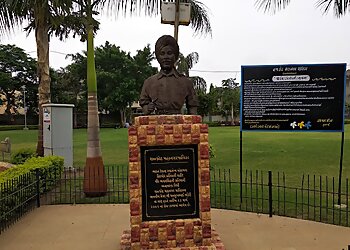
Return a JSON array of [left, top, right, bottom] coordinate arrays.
[[121, 115, 225, 250]]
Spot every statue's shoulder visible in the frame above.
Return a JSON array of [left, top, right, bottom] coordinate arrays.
[[144, 74, 159, 85], [179, 75, 193, 85]]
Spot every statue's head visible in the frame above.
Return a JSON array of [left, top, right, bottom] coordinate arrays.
[[155, 35, 179, 72]]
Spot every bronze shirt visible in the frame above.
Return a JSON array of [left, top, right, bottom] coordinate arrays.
[[139, 69, 198, 115]]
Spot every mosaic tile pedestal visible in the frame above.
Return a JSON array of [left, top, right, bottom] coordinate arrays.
[[121, 115, 225, 250]]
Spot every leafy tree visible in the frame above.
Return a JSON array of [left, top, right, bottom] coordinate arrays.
[[51, 66, 87, 128], [346, 102, 350, 117], [200, 83, 221, 121], [221, 78, 240, 124], [66, 42, 157, 125], [197, 90, 210, 117], [1, 0, 212, 195], [0, 0, 78, 155], [0, 44, 37, 123]]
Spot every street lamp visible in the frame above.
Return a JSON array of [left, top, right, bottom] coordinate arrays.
[[21, 85, 29, 130], [160, 1, 191, 42]]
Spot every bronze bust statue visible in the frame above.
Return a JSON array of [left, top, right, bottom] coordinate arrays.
[[139, 35, 198, 115]]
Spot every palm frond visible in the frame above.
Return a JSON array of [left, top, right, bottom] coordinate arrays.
[[96, 0, 160, 16], [96, 0, 211, 36], [0, 0, 28, 37], [255, 0, 291, 14], [190, 76, 206, 93], [185, 51, 199, 69], [316, 0, 350, 17], [190, 0, 211, 37]]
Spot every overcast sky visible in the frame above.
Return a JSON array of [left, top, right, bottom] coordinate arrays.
[[2, 0, 350, 87]]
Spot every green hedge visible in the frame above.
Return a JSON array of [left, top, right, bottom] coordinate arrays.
[[11, 148, 37, 165], [0, 155, 64, 189], [0, 125, 38, 131], [0, 156, 64, 229], [203, 121, 221, 127]]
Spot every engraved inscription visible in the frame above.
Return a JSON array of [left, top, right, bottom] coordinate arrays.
[[141, 145, 199, 221]]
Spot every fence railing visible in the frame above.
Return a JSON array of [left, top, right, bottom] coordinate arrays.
[[0, 169, 41, 234], [210, 169, 349, 227], [1, 165, 350, 235], [43, 165, 129, 205]]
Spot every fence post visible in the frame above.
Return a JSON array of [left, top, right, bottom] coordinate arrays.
[[268, 171, 272, 217], [36, 169, 41, 208]]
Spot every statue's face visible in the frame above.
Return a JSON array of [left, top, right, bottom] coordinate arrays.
[[158, 45, 176, 71]]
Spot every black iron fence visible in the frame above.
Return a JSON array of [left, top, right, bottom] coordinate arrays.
[[43, 165, 129, 205], [0, 169, 41, 234], [1, 165, 350, 235], [210, 169, 349, 227]]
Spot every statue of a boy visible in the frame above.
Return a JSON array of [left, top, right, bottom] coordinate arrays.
[[139, 35, 198, 115]]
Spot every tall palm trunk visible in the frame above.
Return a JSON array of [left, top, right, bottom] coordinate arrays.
[[35, 5, 50, 156], [83, 1, 107, 196]]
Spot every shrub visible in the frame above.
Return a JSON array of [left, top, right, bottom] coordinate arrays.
[[10, 148, 37, 165], [0, 125, 38, 131], [1, 155, 64, 186], [0, 156, 64, 227], [204, 121, 221, 127]]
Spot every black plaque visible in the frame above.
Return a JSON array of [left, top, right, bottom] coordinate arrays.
[[241, 64, 346, 132], [141, 144, 199, 221]]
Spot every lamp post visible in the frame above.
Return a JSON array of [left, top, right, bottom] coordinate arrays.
[[21, 85, 28, 130], [174, 0, 180, 41]]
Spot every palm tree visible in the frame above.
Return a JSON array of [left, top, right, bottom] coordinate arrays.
[[256, 0, 349, 207], [177, 51, 207, 92], [0, 0, 76, 156], [1, 0, 212, 196], [177, 52, 199, 77], [80, 0, 212, 196], [81, 0, 108, 196], [255, 0, 349, 16]]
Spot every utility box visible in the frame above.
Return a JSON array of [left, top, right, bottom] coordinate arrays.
[[43, 104, 74, 168], [161, 2, 191, 26]]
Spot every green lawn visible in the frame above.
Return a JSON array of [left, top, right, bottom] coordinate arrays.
[[2, 126, 349, 225], [1, 125, 349, 185]]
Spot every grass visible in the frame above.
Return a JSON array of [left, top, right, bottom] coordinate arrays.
[[1, 126, 349, 226], [1, 126, 349, 184]]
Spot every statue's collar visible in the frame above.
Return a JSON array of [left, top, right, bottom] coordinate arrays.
[[157, 68, 180, 79]]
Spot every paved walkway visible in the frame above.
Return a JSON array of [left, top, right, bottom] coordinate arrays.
[[0, 204, 349, 250]]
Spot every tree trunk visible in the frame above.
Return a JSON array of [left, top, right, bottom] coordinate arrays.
[[83, 11, 107, 197], [231, 103, 234, 125], [83, 91, 107, 196], [120, 109, 126, 127], [35, 6, 50, 156]]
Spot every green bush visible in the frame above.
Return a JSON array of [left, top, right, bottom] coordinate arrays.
[[204, 121, 221, 127], [10, 148, 37, 165], [0, 156, 64, 227], [1, 155, 64, 185], [0, 125, 38, 131], [345, 119, 350, 124]]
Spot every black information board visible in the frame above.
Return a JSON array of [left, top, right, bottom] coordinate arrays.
[[241, 64, 346, 132], [141, 144, 199, 221]]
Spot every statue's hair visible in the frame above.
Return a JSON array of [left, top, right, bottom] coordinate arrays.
[[155, 35, 179, 60]]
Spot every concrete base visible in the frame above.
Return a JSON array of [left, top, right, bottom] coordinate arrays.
[[120, 228, 225, 250]]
